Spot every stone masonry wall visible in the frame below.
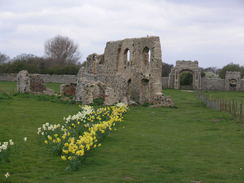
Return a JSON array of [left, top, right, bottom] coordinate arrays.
[[201, 78, 225, 90], [0, 73, 76, 83], [162, 77, 236, 91], [225, 71, 241, 91]]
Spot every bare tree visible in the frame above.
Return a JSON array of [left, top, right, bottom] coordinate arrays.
[[0, 52, 10, 64], [44, 35, 80, 64]]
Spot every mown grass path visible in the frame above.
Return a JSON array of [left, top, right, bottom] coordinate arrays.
[[0, 86, 244, 183]]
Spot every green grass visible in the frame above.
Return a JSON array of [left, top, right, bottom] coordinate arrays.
[[45, 82, 61, 93], [0, 81, 16, 94], [0, 84, 244, 182], [203, 90, 244, 101]]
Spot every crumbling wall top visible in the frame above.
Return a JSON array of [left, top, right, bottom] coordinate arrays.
[[175, 61, 199, 70]]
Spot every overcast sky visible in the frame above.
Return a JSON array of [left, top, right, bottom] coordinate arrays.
[[0, 0, 243, 68]]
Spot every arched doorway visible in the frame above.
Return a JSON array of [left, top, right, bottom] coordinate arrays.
[[179, 70, 193, 90]]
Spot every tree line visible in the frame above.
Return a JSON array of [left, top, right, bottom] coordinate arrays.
[[0, 35, 81, 75]]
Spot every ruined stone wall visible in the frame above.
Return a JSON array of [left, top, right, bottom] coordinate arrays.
[[201, 78, 225, 91], [17, 70, 54, 95], [225, 71, 241, 91], [76, 36, 167, 105], [0, 73, 76, 83]]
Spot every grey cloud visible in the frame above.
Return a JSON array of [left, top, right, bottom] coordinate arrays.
[[0, 0, 243, 67]]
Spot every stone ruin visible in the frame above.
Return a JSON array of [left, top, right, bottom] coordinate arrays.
[[17, 70, 54, 95], [225, 71, 241, 91], [16, 37, 174, 106], [75, 36, 174, 106], [168, 61, 201, 90]]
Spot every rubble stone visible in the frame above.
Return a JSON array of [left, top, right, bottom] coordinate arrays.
[[29, 74, 46, 92]]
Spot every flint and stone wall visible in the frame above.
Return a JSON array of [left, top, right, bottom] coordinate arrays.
[[0, 73, 76, 83], [162, 76, 244, 91], [201, 78, 225, 91]]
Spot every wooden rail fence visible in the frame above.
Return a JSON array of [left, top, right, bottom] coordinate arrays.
[[197, 92, 244, 122]]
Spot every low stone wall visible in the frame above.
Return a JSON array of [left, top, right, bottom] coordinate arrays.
[[0, 73, 76, 83], [161, 77, 169, 89]]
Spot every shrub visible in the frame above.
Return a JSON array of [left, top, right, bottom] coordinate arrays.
[[180, 72, 193, 85], [218, 63, 244, 79]]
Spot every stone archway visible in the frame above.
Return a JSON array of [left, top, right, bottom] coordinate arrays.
[[168, 61, 201, 90]]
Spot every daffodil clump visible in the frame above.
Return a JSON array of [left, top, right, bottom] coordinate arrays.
[[0, 139, 14, 162], [37, 103, 128, 169]]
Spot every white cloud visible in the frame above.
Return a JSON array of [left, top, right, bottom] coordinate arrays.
[[0, 0, 243, 67]]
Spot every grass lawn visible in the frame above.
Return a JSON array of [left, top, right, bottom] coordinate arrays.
[[202, 90, 244, 101], [0, 82, 244, 183], [0, 81, 16, 94]]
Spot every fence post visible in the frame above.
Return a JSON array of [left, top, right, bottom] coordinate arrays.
[[233, 100, 236, 118], [240, 103, 243, 122]]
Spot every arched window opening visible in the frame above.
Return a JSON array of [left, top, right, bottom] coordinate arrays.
[[143, 47, 151, 64], [124, 48, 131, 65]]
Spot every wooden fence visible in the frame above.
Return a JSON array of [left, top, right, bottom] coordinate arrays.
[[197, 92, 244, 122]]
